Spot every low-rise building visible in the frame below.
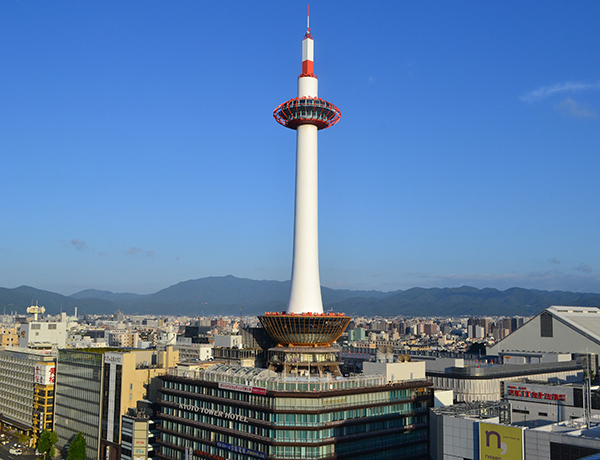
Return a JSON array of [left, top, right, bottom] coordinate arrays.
[[427, 359, 582, 403]]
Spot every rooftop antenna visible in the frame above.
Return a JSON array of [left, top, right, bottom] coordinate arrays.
[[305, 5, 311, 37]]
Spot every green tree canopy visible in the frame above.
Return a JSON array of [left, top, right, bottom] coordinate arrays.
[[37, 430, 58, 460], [66, 432, 86, 460]]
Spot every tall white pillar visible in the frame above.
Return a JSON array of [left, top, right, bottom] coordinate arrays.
[[287, 122, 323, 314]]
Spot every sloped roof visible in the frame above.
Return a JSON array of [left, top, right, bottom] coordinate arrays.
[[548, 306, 600, 345]]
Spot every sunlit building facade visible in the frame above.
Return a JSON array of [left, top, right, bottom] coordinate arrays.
[[157, 364, 432, 460]]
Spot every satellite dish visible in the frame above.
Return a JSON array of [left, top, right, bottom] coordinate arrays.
[[404, 354, 411, 362], [398, 354, 405, 362]]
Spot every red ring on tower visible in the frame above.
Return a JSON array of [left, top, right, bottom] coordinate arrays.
[[274, 97, 341, 130]]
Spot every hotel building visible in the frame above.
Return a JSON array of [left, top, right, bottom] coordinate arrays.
[[157, 364, 432, 460]]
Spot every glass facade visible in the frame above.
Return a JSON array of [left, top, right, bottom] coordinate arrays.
[[54, 350, 103, 460], [157, 369, 431, 460]]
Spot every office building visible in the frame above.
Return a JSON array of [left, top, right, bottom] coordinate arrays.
[[0, 347, 56, 442], [54, 347, 178, 460]]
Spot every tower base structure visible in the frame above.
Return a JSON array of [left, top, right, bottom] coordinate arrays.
[[258, 312, 351, 347], [266, 345, 343, 377]]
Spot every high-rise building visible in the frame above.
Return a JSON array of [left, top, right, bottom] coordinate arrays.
[[156, 11, 432, 460], [0, 347, 56, 444], [54, 348, 178, 460]]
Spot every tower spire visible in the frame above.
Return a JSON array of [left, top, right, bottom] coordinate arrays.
[[306, 5, 311, 37]]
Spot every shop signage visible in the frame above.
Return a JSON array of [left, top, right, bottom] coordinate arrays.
[[104, 353, 123, 365], [479, 422, 523, 460], [505, 384, 570, 404], [216, 442, 266, 459], [194, 449, 227, 460], [34, 364, 56, 385], [218, 382, 266, 395]]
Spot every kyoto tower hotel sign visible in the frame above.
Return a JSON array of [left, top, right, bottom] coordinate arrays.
[[260, 11, 350, 351]]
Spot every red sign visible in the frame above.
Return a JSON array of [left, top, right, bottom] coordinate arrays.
[[506, 385, 566, 401]]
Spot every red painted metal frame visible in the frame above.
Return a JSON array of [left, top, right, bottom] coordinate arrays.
[[273, 97, 341, 130]]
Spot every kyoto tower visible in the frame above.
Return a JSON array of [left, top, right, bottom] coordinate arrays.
[[260, 10, 350, 372], [275, 9, 341, 316]]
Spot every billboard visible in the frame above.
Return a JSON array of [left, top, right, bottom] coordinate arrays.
[[504, 382, 572, 405], [34, 363, 56, 385], [479, 422, 523, 460]]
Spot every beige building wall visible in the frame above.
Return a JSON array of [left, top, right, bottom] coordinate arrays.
[[118, 347, 179, 418], [0, 326, 18, 347]]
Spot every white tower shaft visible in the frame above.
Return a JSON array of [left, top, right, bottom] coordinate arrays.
[[287, 35, 324, 315]]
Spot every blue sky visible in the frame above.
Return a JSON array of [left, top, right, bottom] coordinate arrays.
[[1, 1, 599, 296]]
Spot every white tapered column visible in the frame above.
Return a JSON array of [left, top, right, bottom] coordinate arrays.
[[287, 123, 323, 314]]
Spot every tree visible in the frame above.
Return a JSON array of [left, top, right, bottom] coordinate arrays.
[[37, 430, 58, 460], [66, 432, 86, 460]]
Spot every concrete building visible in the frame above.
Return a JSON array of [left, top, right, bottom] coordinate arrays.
[[19, 319, 67, 349], [107, 330, 140, 348], [489, 307, 600, 371], [426, 358, 583, 402], [121, 408, 159, 460], [430, 401, 511, 460], [213, 335, 242, 349], [0, 347, 56, 441], [505, 380, 600, 425], [54, 347, 178, 460], [174, 338, 212, 362], [348, 327, 366, 342], [0, 325, 19, 347], [431, 401, 600, 460]]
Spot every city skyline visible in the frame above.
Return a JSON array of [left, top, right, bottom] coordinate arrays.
[[2, 2, 600, 296]]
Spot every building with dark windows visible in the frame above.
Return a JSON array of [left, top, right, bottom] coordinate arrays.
[[0, 347, 56, 444], [121, 406, 160, 460], [54, 348, 178, 460], [157, 364, 432, 460]]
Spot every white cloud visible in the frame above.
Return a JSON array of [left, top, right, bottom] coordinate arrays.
[[520, 81, 600, 103], [554, 97, 597, 118]]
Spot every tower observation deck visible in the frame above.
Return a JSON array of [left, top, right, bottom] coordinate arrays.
[[259, 11, 350, 357]]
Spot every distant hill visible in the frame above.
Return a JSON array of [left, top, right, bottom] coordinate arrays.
[[0, 286, 115, 316], [70, 289, 146, 303], [330, 286, 600, 317], [1, 276, 599, 318]]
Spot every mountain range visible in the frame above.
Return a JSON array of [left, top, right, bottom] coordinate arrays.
[[1, 275, 600, 318]]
